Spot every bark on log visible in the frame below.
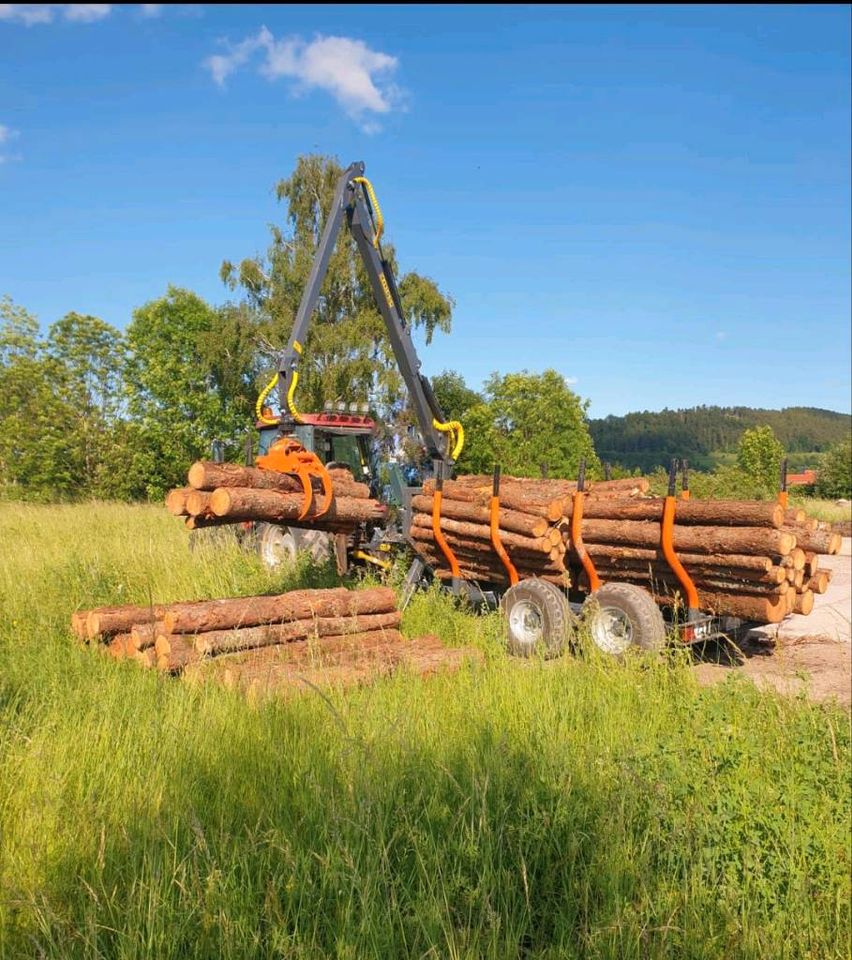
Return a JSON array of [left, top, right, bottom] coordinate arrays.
[[784, 508, 806, 524], [780, 526, 841, 555], [803, 552, 819, 578], [580, 519, 795, 557], [105, 633, 132, 659], [434, 568, 567, 587], [589, 566, 788, 597], [780, 548, 806, 571], [409, 527, 562, 564], [587, 557, 786, 586], [184, 516, 246, 530], [421, 480, 561, 520], [162, 586, 396, 634], [410, 494, 551, 538], [582, 543, 774, 574], [413, 543, 565, 578], [209, 487, 385, 525], [129, 621, 168, 651], [188, 460, 371, 500], [409, 514, 558, 553], [165, 488, 193, 516], [806, 571, 831, 594], [190, 610, 402, 657], [87, 604, 170, 638], [562, 498, 783, 529]]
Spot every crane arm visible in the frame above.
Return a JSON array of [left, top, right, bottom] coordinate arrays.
[[274, 161, 460, 466]]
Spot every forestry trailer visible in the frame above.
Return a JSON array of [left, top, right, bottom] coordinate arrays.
[[223, 161, 730, 657]]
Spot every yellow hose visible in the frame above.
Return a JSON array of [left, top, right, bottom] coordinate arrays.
[[286, 370, 303, 423], [352, 176, 384, 247], [256, 373, 279, 425], [432, 418, 465, 460]]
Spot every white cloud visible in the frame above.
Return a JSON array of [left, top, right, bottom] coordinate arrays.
[[204, 28, 404, 129], [0, 123, 19, 163], [715, 331, 728, 342], [64, 4, 111, 21], [138, 3, 162, 17], [0, 3, 112, 24]]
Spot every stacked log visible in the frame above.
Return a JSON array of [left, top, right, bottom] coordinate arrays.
[[71, 586, 402, 674], [567, 497, 839, 623], [409, 475, 649, 586], [166, 461, 386, 534]]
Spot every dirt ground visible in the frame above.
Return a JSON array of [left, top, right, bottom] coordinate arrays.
[[692, 539, 852, 707]]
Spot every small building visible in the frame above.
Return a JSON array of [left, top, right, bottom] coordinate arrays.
[[786, 469, 818, 487]]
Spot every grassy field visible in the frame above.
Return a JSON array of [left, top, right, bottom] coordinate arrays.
[[790, 497, 852, 525], [0, 503, 849, 959]]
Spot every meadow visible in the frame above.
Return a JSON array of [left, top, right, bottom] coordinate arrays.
[[0, 502, 849, 959]]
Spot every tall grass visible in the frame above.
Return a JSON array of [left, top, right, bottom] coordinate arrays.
[[0, 503, 849, 959]]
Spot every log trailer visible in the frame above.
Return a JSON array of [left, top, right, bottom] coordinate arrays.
[[232, 161, 735, 657]]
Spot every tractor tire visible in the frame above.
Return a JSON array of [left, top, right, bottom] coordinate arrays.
[[583, 582, 666, 656], [500, 578, 572, 658], [256, 523, 332, 571]]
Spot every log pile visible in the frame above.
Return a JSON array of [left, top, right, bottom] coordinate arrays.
[[410, 474, 650, 586], [71, 586, 402, 674], [569, 500, 838, 623], [166, 461, 386, 533]]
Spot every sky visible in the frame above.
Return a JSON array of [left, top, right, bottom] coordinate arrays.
[[1, 3, 850, 418]]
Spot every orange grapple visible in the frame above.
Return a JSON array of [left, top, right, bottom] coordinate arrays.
[[255, 437, 334, 520]]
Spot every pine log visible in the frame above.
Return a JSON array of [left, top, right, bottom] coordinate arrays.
[[129, 621, 168, 652], [165, 487, 193, 516], [781, 526, 841, 555], [434, 568, 567, 587], [162, 586, 396, 634], [579, 519, 795, 557], [184, 516, 247, 530], [421, 480, 562, 520], [105, 633, 132, 659], [583, 543, 774, 574], [70, 612, 90, 640], [561, 498, 783, 529], [413, 543, 565, 578], [189, 610, 402, 657], [409, 514, 558, 552], [187, 460, 371, 500], [87, 603, 169, 638], [156, 635, 199, 673], [409, 527, 562, 564], [806, 571, 831, 594], [803, 552, 819, 578], [780, 548, 806, 571], [185, 490, 215, 518], [587, 557, 786, 586], [589, 566, 788, 597], [410, 494, 551, 538], [784, 508, 807, 524], [792, 591, 815, 616], [209, 487, 385, 525]]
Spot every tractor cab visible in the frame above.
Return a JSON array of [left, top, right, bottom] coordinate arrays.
[[256, 407, 376, 483]]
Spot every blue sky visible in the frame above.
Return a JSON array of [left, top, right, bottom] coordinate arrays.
[[1, 3, 849, 417]]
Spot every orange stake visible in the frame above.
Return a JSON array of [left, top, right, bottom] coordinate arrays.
[[432, 474, 460, 580], [660, 495, 700, 612], [571, 490, 601, 592], [489, 468, 518, 586]]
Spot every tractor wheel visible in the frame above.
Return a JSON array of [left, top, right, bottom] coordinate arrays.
[[500, 578, 572, 658], [583, 582, 666, 656], [256, 523, 331, 571]]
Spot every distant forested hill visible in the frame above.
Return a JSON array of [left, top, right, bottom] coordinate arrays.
[[589, 406, 851, 472]]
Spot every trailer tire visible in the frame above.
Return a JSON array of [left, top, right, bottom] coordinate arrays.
[[583, 582, 666, 656], [501, 578, 571, 658], [256, 524, 333, 570]]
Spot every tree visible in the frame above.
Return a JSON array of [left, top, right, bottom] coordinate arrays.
[[737, 425, 785, 495], [430, 370, 482, 421], [456, 369, 600, 478], [124, 287, 252, 499], [816, 439, 852, 500], [221, 155, 454, 419]]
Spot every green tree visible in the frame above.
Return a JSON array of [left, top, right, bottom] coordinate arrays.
[[457, 369, 599, 478], [737, 425, 785, 495], [221, 155, 454, 417], [430, 370, 482, 421], [124, 287, 252, 499], [816, 439, 852, 499], [45, 312, 126, 497]]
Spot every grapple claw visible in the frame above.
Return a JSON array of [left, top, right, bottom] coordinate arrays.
[[255, 437, 334, 523]]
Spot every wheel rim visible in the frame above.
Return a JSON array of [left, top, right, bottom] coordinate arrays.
[[509, 599, 543, 649], [590, 605, 635, 655], [260, 528, 297, 569]]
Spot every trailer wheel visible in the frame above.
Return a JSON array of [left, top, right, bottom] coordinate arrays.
[[257, 523, 332, 570], [583, 582, 666, 655], [501, 578, 571, 658]]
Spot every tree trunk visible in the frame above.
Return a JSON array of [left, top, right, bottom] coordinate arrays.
[[185, 490, 215, 517], [410, 494, 550, 537], [165, 487, 193, 516], [129, 621, 168, 651], [409, 514, 559, 552], [188, 460, 370, 499], [589, 566, 788, 597], [807, 571, 831, 594], [579, 519, 795, 557], [784, 508, 806, 524], [162, 586, 396, 634], [421, 480, 561, 520], [209, 487, 385, 524], [190, 610, 402, 657], [792, 590, 814, 615], [562, 497, 783, 528], [583, 543, 774, 573], [781, 525, 841, 555], [105, 633, 132, 659], [587, 557, 786, 585], [87, 603, 173, 638]]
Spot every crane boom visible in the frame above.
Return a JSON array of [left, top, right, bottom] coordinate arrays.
[[274, 161, 458, 467]]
